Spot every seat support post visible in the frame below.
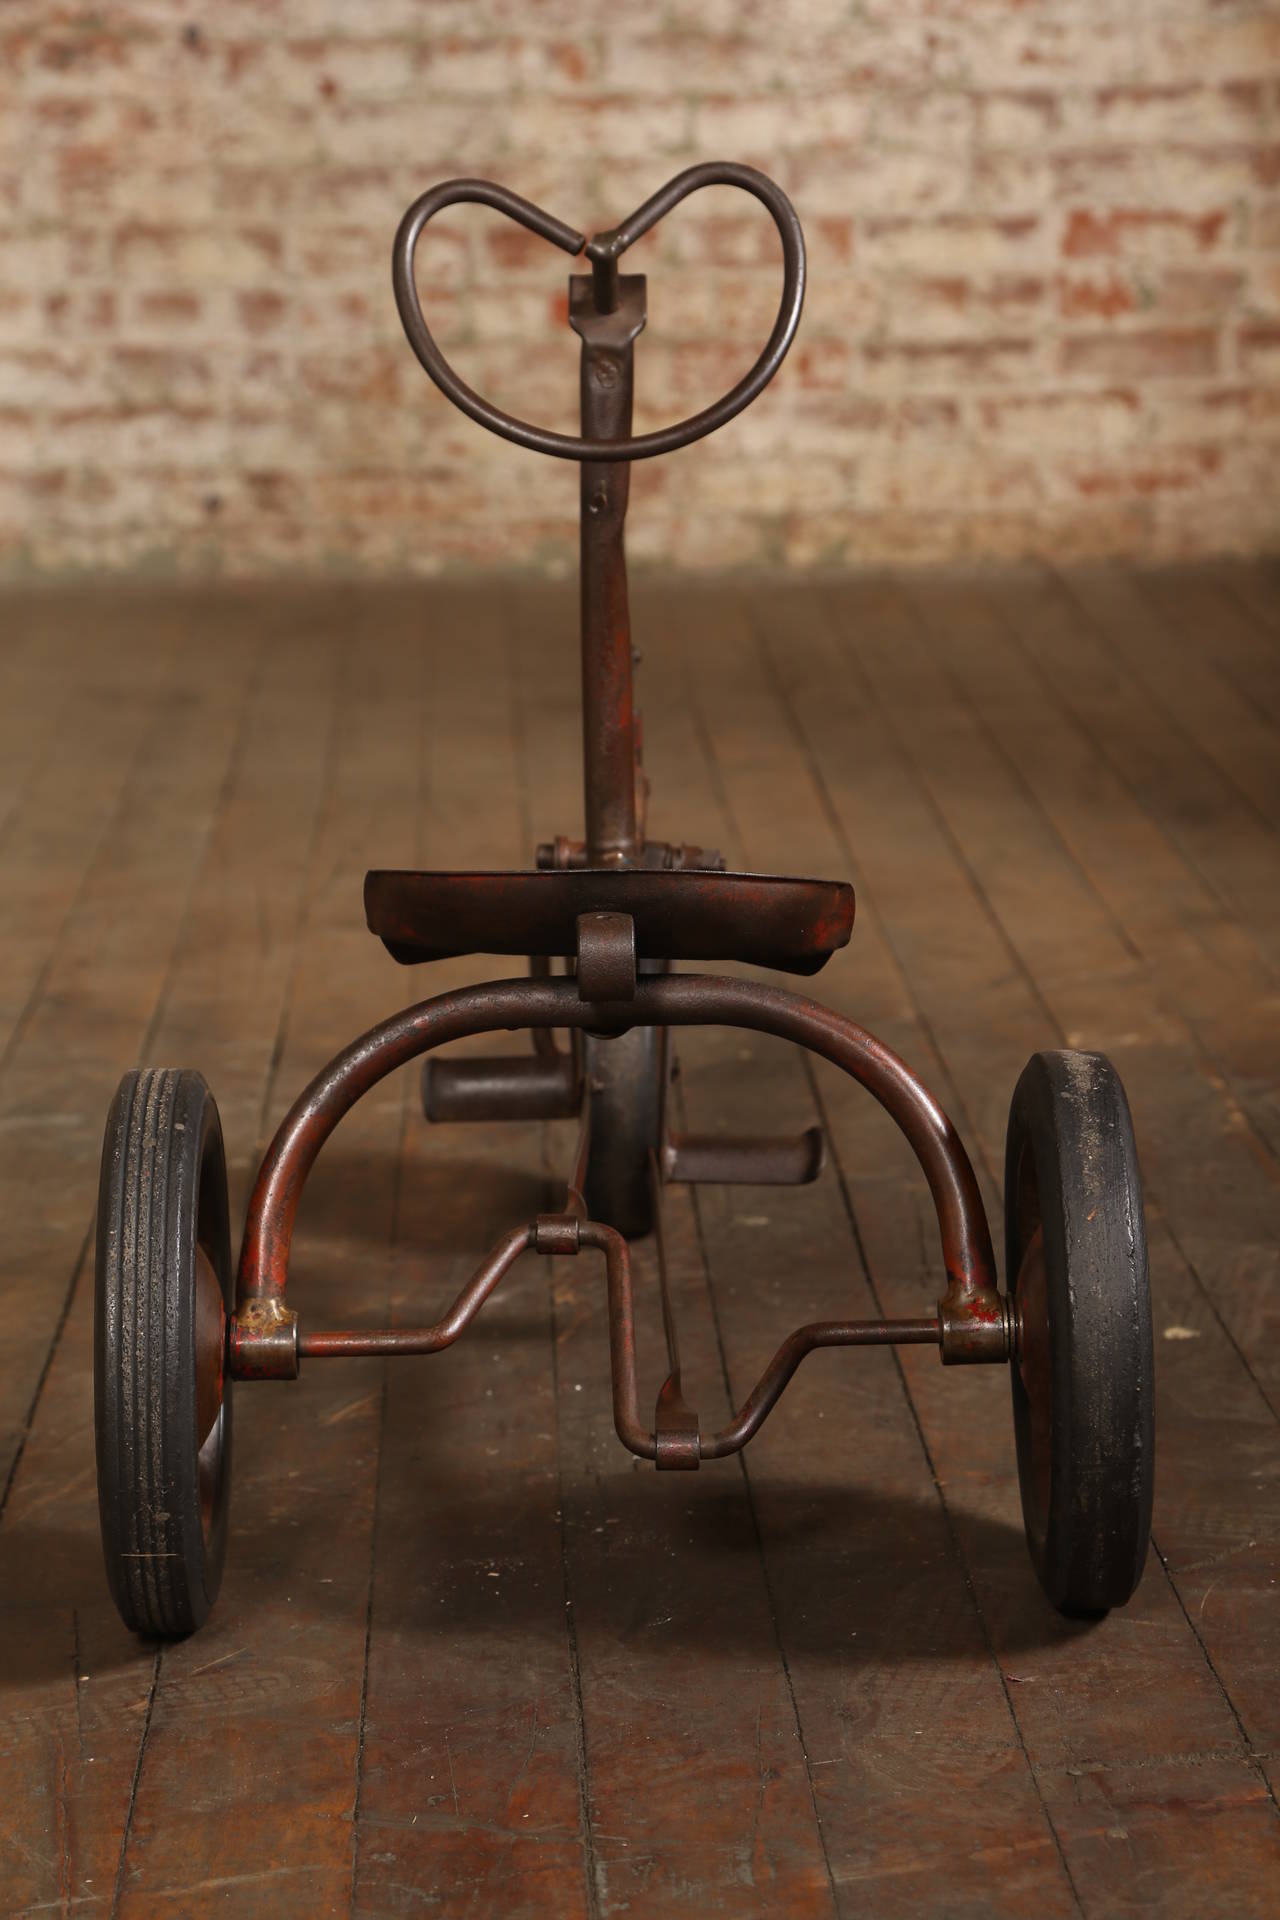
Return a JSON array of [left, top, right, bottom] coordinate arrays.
[[571, 273, 647, 864]]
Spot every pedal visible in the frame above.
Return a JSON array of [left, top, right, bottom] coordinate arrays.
[[662, 1125, 825, 1186], [423, 1051, 580, 1123]]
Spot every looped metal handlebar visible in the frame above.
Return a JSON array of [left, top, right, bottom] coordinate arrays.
[[392, 161, 806, 462]]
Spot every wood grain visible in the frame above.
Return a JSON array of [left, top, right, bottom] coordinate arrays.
[[0, 569, 1276, 1916]]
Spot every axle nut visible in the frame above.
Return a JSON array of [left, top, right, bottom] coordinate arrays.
[[229, 1298, 300, 1380], [937, 1289, 1014, 1366]]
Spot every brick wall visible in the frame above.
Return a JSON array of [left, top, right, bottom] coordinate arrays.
[[3, 1, 1280, 576]]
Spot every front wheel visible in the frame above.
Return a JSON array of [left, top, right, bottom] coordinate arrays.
[[582, 1026, 662, 1238], [1006, 1050, 1154, 1617], [95, 1068, 234, 1637]]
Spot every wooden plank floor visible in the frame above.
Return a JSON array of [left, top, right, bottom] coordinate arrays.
[[0, 562, 1277, 1917]]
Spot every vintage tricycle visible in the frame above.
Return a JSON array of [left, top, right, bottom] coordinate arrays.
[[94, 163, 1154, 1638]]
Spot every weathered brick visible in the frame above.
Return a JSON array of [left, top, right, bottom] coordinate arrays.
[[1042, 439, 1277, 520], [1058, 272, 1140, 322], [0, 0, 1276, 575], [976, 90, 1064, 149], [863, 213, 1047, 273], [1060, 207, 1231, 260], [886, 272, 1048, 341], [1051, 144, 1267, 206], [1238, 322, 1280, 378], [1088, 83, 1275, 147], [978, 388, 1144, 451], [1154, 268, 1246, 320], [1148, 11, 1280, 89], [863, 334, 1040, 387], [1059, 328, 1219, 382], [1249, 259, 1280, 316], [1142, 382, 1280, 442]]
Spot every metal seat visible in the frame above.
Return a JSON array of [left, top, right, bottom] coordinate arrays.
[[364, 867, 855, 975]]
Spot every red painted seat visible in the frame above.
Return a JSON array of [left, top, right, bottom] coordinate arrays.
[[364, 868, 855, 976]]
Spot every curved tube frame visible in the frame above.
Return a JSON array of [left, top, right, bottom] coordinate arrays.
[[296, 1224, 535, 1360], [234, 973, 997, 1326], [580, 1207, 939, 1464], [392, 162, 806, 462]]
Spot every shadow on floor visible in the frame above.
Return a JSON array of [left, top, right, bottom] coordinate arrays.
[[0, 1461, 1090, 1697]]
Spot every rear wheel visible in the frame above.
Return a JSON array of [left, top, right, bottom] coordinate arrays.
[[95, 1068, 233, 1638], [1006, 1050, 1154, 1616]]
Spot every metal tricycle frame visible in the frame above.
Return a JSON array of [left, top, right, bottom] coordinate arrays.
[[94, 163, 1154, 1637], [230, 163, 1009, 1441]]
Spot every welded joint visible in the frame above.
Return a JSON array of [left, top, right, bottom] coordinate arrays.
[[229, 1297, 299, 1380], [568, 271, 646, 349], [654, 1374, 701, 1470], [575, 911, 637, 1001], [937, 1288, 1014, 1365], [535, 1212, 581, 1257]]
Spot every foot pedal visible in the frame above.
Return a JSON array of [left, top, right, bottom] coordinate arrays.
[[424, 1051, 579, 1123], [662, 1125, 825, 1186]]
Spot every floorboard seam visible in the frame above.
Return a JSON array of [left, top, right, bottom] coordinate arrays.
[[751, 604, 998, 1191], [1152, 1542, 1280, 1820], [0, 675, 75, 864], [853, 579, 1280, 1435], [685, 1166, 842, 1916], [248, 636, 345, 1163], [1049, 564, 1280, 859], [803, 1054, 1088, 1916], [832, 587, 1064, 1051], [973, 572, 1280, 1165], [680, 628, 902, 1913], [548, 1270, 603, 1920], [915, 579, 1280, 1422], [1132, 570, 1280, 751], [1, 636, 268, 1530], [989, 568, 1280, 997], [772, 581, 1280, 1852], [748, 602, 1087, 1910], [801, 585, 1280, 1797], [350, 602, 433, 1916], [1156, 1219, 1278, 1427], [0, 1225, 90, 1526], [1218, 562, 1280, 643], [109, 1646, 161, 1918], [0, 662, 184, 1093], [348, 1369, 389, 1914]]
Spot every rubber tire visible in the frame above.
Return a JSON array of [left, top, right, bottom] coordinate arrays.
[[1005, 1050, 1154, 1617], [95, 1069, 233, 1638], [582, 1026, 662, 1238]]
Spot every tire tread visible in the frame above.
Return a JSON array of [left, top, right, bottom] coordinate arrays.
[[95, 1066, 230, 1638], [1006, 1048, 1154, 1615]]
